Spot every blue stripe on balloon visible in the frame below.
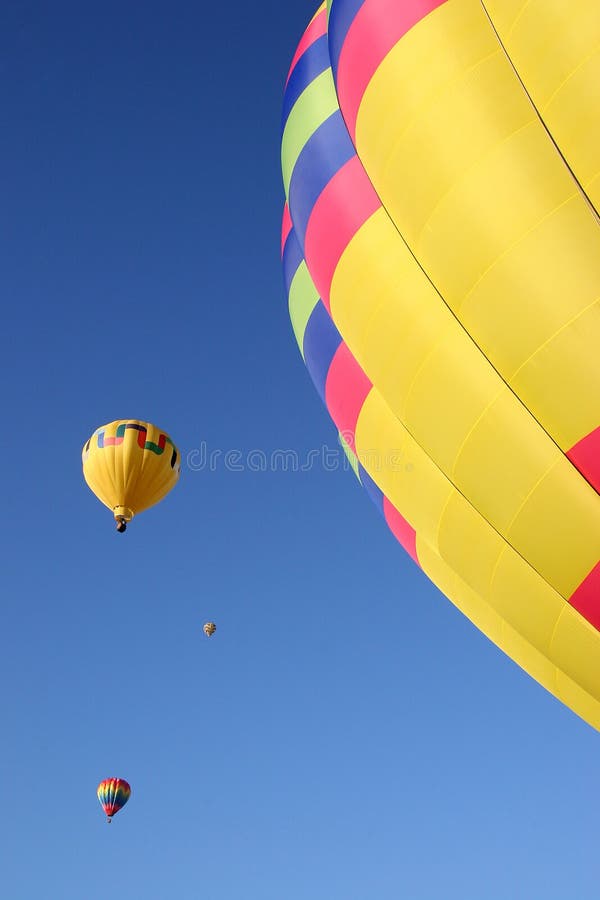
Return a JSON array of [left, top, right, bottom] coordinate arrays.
[[288, 110, 355, 248], [358, 463, 385, 516], [281, 34, 331, 133], [327, 0, 365, 81], [282, 226, 304, 295], [303, 301, 342, 403]]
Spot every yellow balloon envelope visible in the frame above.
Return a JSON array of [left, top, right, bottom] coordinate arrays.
[[82, 420, 180, 530], [282, 2, 600, 729]]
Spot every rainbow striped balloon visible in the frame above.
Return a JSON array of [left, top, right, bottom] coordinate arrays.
[[281, 1, 600, 729], [97, 778, 131, 822]]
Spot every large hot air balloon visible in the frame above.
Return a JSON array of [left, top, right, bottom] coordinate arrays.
[[281, 2, 600, 729], [97, 778, 131, 823], [82, 420, 180, 531]]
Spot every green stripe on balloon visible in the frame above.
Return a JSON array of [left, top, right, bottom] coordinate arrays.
[[339, 431, 360, 479], [281, 70, 338, 197], [289, 262, 320, 359]]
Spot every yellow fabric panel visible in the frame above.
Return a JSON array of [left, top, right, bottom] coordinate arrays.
[[329, 207, 600, 601], [329, 209, 449, 415], [422, 139, 580, 315], [330, 213, 508, 480], [353, 392, 600, 728], [422, 541, 600, 731], [484, 0, 600, 204], [436, 492, 506, 599], [354, 390, 453, 540], [356, 391, 524, 607], [457, 196, 600, 358], [489, 547, 563, 652], [403, 329, 503, 477], [510, 301, 600, 450], [359, 23, 538, 258], [452, 390, 557, 532], [331, 198, 600, 464], [507, 457, 600, 597], [419, 536, 598, 732], [416, 541, 504, 647], [351, 0, 600, 455], [552, 604, 600, 701], [355, 0, 504, 226]]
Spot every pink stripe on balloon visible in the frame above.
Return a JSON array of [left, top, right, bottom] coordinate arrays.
[[304, 155, 380, 311], [569, 560, 600, 631], [383, 497, 419, 564], [285, 6, 328, 88], [336, 0, 448, 140], [325, 343, 372, 454], [281, 204, 293, 257], [567, 425, 600, 495]]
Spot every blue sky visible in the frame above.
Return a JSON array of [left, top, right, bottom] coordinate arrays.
[[1, 2, 599, 898]]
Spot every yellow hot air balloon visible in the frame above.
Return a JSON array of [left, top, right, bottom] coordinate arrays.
[[281, 2, 600, 730], [203, 622, 216, 637], [82, 420, 180, 531]]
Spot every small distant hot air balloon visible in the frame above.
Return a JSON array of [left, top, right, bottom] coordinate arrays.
[[203, 622, 216, 637], [97, 778, 131, 823], [82, 420, 180, 532]]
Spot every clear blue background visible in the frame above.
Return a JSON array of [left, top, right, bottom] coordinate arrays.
[[1, 2, 598, 898]]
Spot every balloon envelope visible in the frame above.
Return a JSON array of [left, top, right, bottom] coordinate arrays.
[[281, 1, 600, 728], [203, 622, 216, 637], [82, 420, 180, 527], [97, 778, 131, 819]]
